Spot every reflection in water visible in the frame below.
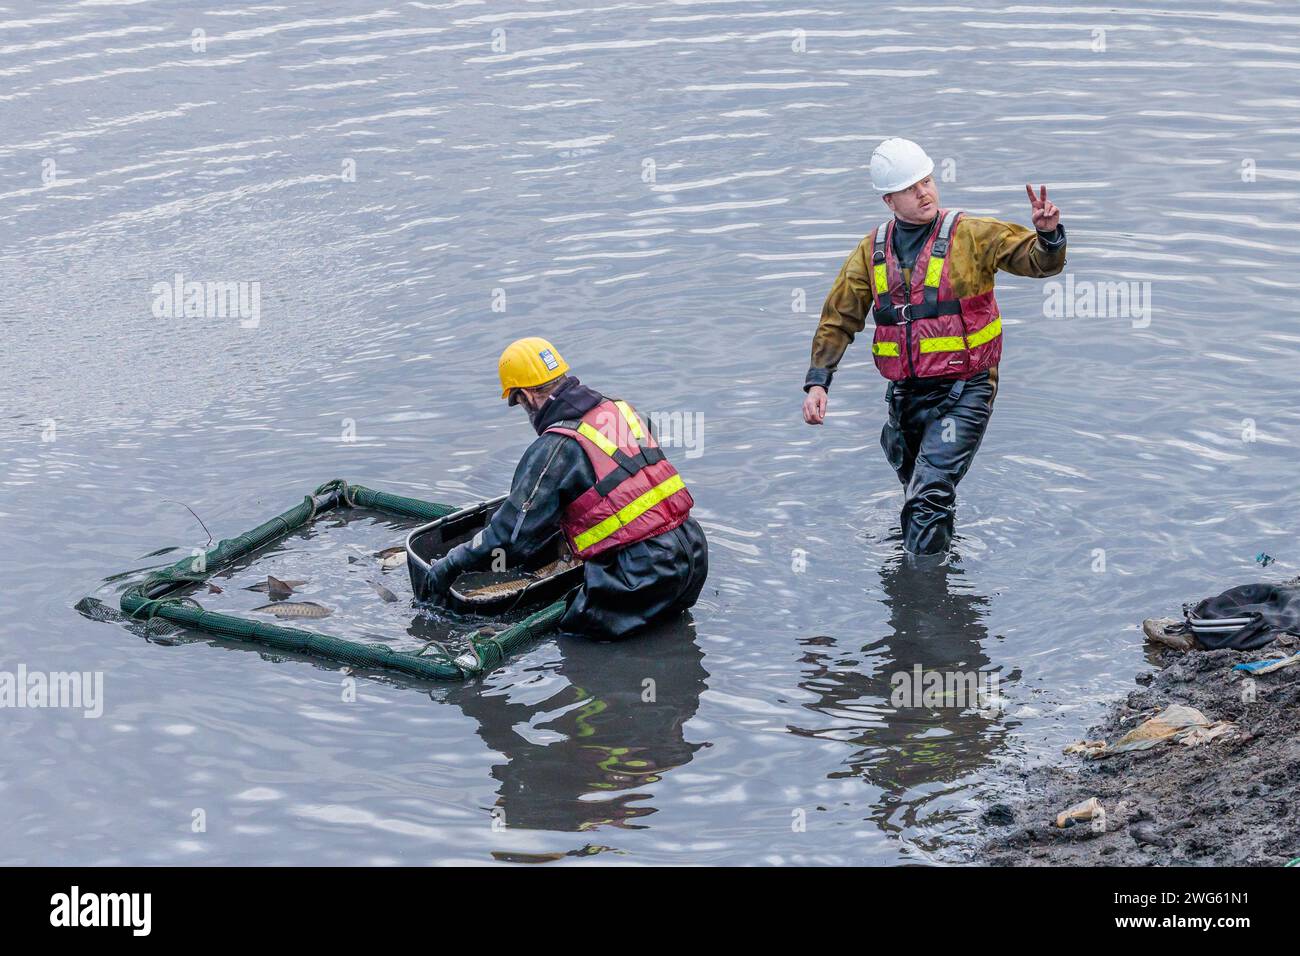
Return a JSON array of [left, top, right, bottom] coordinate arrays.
[[446, 616, 708, 833], [793, 553, 1015, 839]]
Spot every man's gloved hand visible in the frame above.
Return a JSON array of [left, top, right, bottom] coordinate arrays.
[[421, 556, 458, 601], [429, 558, 457, 595]]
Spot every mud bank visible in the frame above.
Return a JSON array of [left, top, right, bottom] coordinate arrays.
[[981, 639, 1300, 866]]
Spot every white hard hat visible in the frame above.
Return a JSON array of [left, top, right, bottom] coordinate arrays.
[[870, 138, 935, 194]]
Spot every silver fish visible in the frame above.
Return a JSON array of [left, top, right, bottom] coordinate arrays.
[[245, 576, 307, 596], [251, 601, 332, 619], [376, 547, 407, 570], [369, 580, 399, 603], [455, 557, 579, 600], [459, 575, 532, 600]]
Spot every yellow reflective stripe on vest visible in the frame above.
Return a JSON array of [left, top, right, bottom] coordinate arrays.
[[873, 263, 888, 296], [967, 316, 1002, 349], [577, 421, 618, 457], [924, 254, 945, 288], [915, 317, 1001, 354], [872, 341, 900, 357], [573, 474, 685, 553], [918, 335, 966, 354], [614, 400, 645, 442]]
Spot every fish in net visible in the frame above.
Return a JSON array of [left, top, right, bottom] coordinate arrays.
[[451, 557, 580, 604]]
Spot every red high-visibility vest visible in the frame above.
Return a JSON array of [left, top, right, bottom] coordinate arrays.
[[868, 209, 1003, 381], [545, 399, 694, 560]]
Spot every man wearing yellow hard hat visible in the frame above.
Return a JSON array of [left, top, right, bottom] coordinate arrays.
[[418, 337, 708, 640]]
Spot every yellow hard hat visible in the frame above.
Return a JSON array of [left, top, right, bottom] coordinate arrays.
[[498, 337, 570, 403]]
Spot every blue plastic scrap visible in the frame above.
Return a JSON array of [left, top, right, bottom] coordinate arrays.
[[1233, 653, 1300, 675]]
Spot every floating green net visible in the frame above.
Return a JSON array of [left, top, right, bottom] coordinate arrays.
[[102, 479, 568, 681]]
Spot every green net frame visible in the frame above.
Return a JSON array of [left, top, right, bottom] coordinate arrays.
[[113, 479, 568, 680]]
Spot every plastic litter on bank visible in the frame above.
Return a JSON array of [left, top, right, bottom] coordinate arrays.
[[1064, 704, 1237, 759]]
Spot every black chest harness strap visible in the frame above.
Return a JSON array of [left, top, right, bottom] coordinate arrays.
[[871, 212, 964, 326]]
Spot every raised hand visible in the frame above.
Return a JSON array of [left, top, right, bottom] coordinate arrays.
[[1025, 184, 1060, 232]]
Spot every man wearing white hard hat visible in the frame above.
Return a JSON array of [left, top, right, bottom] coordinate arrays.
[[800, 138, 1066, 557]]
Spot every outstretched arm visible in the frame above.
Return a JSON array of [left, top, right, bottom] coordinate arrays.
[[426, 434, 590, 593]]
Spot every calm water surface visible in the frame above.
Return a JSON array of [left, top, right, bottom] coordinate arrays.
[[2, 0, 1298, 864]]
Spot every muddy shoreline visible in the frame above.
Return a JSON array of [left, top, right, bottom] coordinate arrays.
[[980, 637, 1300, 866]]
